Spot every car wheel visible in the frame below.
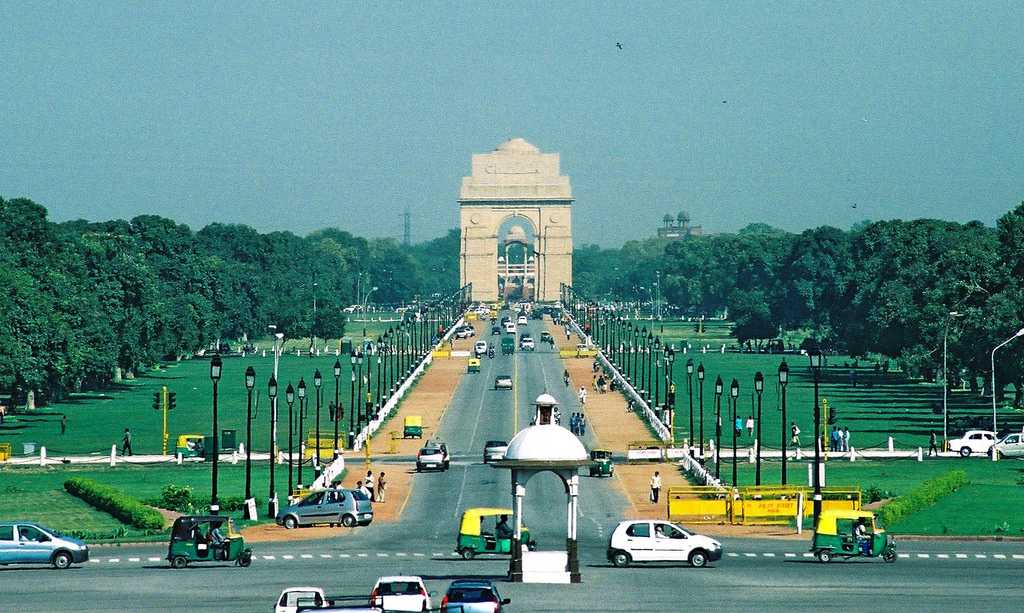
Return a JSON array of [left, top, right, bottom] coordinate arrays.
[[171, 556, 188, 569], [238, 551, 252, 567], [817, 550, 831, 563], [51, 551, 72, 570], [959, 447, 971, 457], [883, 549, 897, 563], [460, 548, 475, 560], [283, 515, 298, 530], [342, 514, 357, 528], [688, 549, 708, 568], [611, 551, 631, 567]]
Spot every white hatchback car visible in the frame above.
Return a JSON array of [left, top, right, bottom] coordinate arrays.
[[517, 315, 528, 326], [607, 520, 722, 568], [369, 576, 433, 612], [992, 432, 1024, 459], [948, 430, 996, 457], [474, 340, 488, 357]]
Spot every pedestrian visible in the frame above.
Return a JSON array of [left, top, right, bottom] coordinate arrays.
[[626, 398, 634, 413], [649, 471, 662, 504], [745, 415, 754, 437], [356, 480, 371, 500], [928, 431, 939, 457], [843, 427, 850, 452], [121, 428, 133, 456], [377, 472, 387, 503], [734, 416, 743, 438], [569, 413, 577, 435], [578, 386, 587, 406], [790, 422, 801, 448], [60, 415, 67, 435], [0, 403, 6, 424], [830, 426, 838, 452], [364, 470, 375, 502], [563, 369, 571, 387], [579, 413, 587, 437]]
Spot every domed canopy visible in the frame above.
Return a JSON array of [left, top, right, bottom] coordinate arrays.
[[505, 226, 529, 243], [535, 393, 558, 406], [503, 424, 587, 462], [495, 138, 540, 154]]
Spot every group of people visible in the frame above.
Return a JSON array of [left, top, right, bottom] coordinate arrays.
[[569, 412, 587, 436], [829, 426, 852, 452], [352, 470, 387, 503]]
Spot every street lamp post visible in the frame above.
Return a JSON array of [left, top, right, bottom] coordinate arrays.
[[333, 360, 342, 456], [297, 378, 307, 488], [779, 360, 789, 485], [941, 312, 962, 447], [267, 376, 278, 518], [686, 359, 694, 448], [243, 366, 255, 519], [809, 349, 824, 526], [697, 364, 705, 457], [313, 369, 323, 477], [209, 354, 222, 515], [730, 379, 740, 488], [348, 352, 356, 449], [754, 371, 764, 486], [714, 376, 723, 479], [356, 352, 364, 430], [991, 327, 1024, 437], [285, 383, 295, 496]]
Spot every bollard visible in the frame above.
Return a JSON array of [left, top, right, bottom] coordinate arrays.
[[238, 443, 245, 456], [796, 491, 804, 534], [277, 450, 284, 464], [231, 450, 238, 465], [748, 446, 755, 463], [888, 436, 894, 453], [992, 447, 998, 462], [40, 446, 46, 466], [850, 447, 856, 462], [819, 462, 826, 487], [262, 349, 267, 357], [796, 447, 802, 460], [917, 447, 923, 462], [110, 444, 117, 467], [176, 452, 183, 465], [807, 463, 813, 487]]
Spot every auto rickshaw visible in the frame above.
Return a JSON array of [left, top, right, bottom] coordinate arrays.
[[467, 358, 481, 374], [175, 434, 206, 458], [811, 509, 896, 563], [403, 415, 423, 438], [589, 449, 614, 477], [455, 507, 536, 560], [167, 515, 252, 568]]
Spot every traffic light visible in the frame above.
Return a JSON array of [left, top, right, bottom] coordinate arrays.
[[152, 393, 161, 411], [168, 392, 177, 411]]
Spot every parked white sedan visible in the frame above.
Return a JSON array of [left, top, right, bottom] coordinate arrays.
[[948, 430, 996, 457]]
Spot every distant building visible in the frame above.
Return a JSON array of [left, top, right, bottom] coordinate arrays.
[[657, 211, 703, 240]]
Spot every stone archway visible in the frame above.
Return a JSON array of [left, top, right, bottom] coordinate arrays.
[[459, 138, 573, 302]]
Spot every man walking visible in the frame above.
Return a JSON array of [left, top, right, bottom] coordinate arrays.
[[745, 415, 754, 437], [376, 472, 387, 503], [843, 427, 851, 452], [790, 422, 801, 448], [649, 471, 662, 504], [578, 386, 587, 407], [364, 470, 376, 502], [735, 416, 743, 438], [121, 428, 133, 456], [60, 415, 67, 435], [928, 431, 939, 457]]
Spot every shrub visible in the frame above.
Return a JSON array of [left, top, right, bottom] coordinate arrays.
[[64, 477, 165, 531], [151, 484, 196, 513], [877, 470, 968, 527]]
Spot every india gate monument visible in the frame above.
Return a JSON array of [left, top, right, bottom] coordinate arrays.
[[459, 138, 573, 303]]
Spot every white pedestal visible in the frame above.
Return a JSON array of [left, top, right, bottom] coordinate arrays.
[[521, 551, 570, 584]]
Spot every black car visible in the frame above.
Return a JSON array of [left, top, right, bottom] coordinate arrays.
[[491, 325, 501, 335]]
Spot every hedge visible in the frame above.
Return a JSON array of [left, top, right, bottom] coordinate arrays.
[[64, 477, 165, 531], [877, 469, 968, 527]]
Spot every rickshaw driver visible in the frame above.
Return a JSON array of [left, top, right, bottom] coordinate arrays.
[[854, 519, 872, 554], [495, 515, 513, 540]]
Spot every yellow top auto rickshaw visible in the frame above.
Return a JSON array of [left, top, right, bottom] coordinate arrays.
[[455, 507, 536, 560], [467, 358, 481, 374], [403, 415, 423, 438], [175, 434, 206, 458], [811, 509, 896, 563]]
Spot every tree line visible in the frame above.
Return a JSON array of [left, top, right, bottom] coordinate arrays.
[[0, 197, 458, 403], [573, 204, 1024, 403]]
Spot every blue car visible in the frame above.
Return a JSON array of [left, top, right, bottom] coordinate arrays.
[[441, 579, 510, 613], [0, 521, 89, 569]]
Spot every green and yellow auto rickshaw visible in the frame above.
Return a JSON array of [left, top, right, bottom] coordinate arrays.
[[811, 509, 896, 563], [167, 515, 252, 569], [175, 434, 206, 458], [403, 415, 423, 438], [589, 449, 614, 477], [455, 507, 536, 560], [467, 358, 481, 374]]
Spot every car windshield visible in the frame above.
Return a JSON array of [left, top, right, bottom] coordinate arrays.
[[486, 441, 507, 447], [446, 588, 496, 603], [281, 592, 322, 606], [380, 581, 421, 595], [420, 448, 440, 455]]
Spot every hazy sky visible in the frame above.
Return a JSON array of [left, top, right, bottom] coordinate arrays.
[[2, 1, 1022, 246]]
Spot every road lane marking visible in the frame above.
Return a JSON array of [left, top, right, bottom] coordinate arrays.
[[1012, 554, 1024, 560], [993, 554, 1006, 559], [955, 554, 967, 558], [301, 554, 313, 559], [414, 553, 425, 557], [282, 555, 294, 560], [108, 559, 120, 563], [263, 555, 276, 560], [358, 553, 368, 557], [396, 553, 407, 557], [936, 554, 948, 559], [762, 553, 775, 557], [726, 553, 739, 557], [975, 554, 987, 559], [433, 552, 444, 556], [784, 553, 796, 558], [801, 553, 813, 558], [148, 557, 161, 562], [916, 554, 929, 558], [128, 557, 140, 562], [743, 553, 757, 557], [90, 559, 100, 563], [376, 553, 388, 557], [898, 554, 910, 558], [339, 554, 351, 558]]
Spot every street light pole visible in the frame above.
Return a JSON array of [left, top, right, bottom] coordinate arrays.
[[297, 378, 307, 489], [209, 354, 222, 515], [779, 361, 789, 485], [333, 360, 342, 456], [715, 376, 723, 480], [991, 327, 1024, 436], [285, 383, 295, 496], [697, 364, 705, 457], [754, 371, 764, 486], [809, 349, 824, 526], [313, 369, 323, 477], [942, 311, 963, 447], [243, 366, 255, 519], [348, 352, 356, 449], [686, 359, 694, 448], [267, 376, 278, 518], [730, 379, 739, 488]]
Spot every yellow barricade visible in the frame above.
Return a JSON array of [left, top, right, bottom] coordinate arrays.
[[466, 312, 478, 321], [667, 485, 862, 525], [0, 443, 10, 462], [667, 487, 732, 524], [304, 436, 341, 460], [558, 349, 599, 359], [432, 350, 451, 358]]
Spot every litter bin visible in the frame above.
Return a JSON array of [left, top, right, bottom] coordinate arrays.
[[221, 429, 237, 452], [341, 338, 352, 355], [23, 442, 37, 455]]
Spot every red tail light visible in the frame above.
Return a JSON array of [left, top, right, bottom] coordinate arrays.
[[440, 595, 449, 612], [369, 587, 379, 605]]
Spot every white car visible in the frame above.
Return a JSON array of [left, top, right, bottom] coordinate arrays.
[[948, 430, 996, 457], [369, 576, 432, 612], [516, 315, 528, 326], [519, 337, 535, 351], [276, 587, 328, 613], [992, 432, 1024, 459], [483, 440, 509, 463], [455, 326, 476, 339], [504, 322, 516, 334], [474, 341, 488, 357], [607, 520, 722, 568], [494, 375, 513, 390]]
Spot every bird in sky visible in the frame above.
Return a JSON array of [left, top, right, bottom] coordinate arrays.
[[616, 42, 623, 50], [851, 203, 858, 209]]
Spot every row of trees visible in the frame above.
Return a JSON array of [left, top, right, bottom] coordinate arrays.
[[573, 204, 1024, 403], [0, 198, 459, 403]]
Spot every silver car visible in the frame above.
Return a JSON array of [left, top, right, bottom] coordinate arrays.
[[0, 521, 89, 569], [483, 440, 508, 464], [276, 488, 373, 529]]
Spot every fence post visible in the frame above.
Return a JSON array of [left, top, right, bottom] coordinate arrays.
[[110, 444, 117, 467], [796, 447, 802, 460], [176, 452, 182, 465], [849, 447, 856, 462], [807, 463, 813, 487], [39, 446, 46, 466], [888, 436, 894, 453], [796, 492, 804, 534], [917, 447, 923, 462], [819, 462, 826, 487]]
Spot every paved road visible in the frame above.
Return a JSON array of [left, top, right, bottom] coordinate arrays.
[[4, 319, 1024, 611]]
